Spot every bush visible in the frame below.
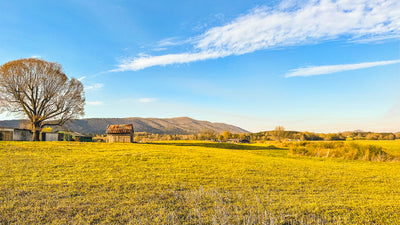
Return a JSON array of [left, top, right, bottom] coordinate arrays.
[[289, 142, 395, 162]]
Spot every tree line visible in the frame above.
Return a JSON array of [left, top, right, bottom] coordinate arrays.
[[249, 129, 399, 142], [104, 127, 399, 143]]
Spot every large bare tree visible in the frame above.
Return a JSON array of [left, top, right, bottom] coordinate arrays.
[[0, 58, 85, 141]]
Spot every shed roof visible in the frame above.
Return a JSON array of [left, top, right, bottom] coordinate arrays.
[[0, 127, 15, 132], [107, 124, 134, 134]]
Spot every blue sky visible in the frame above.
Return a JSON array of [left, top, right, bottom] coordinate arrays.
[[0, 0, 399, 132]]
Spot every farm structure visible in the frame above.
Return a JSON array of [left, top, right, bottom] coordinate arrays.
[[41, 132, 64, 141], [41, 131, 92, 142], [68, 132, 93, 142], [0, 127, 32, 141], [106, 124, 134, 143], [227, 138, 250, 144], [0, 127, 92, 142]]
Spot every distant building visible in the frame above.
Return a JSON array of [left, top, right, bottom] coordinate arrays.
[[69, 132, 92, 142], [0, 127, 92, 142], [41, 132, 63, 141], [106, 124, 134, 143], [41, 131, 92, 142], [0, 127, 32, 141], [0, 127, 14, 141], [227, 138, 250, 144], [14, 129, 33, 141]]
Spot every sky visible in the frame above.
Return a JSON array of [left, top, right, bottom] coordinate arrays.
[[0, 0, 399, 133]]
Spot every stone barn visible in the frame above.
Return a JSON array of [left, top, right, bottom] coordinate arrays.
[[106, 124, 134, 143]]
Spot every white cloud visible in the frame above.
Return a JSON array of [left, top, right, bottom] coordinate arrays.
[[113, 51, 226, 71], [30, 55, 41, 59], [157, 37, 190, 47], [84, 83, 104, 91], [87, 101, 104, 106], [139, 98, 157, 103], [78, 76, 86, 81], [115, 0, 400, 71], [285, 59, 400, 77], [152, 47, 167, 51]]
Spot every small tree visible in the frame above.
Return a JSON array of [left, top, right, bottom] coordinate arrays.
[[198, 129, 218, 140], [41, 127, 53, 133], [222, 131, 232, 141], [273, 126, 285, 142], [0, 58, 85, 141]]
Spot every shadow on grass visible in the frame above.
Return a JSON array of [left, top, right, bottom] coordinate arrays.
[[145, 142, 284, 150]]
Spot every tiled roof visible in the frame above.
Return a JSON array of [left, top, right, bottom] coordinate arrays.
[[106, 124, 134, 134]]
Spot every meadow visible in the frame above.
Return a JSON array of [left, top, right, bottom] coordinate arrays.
[[0, 140, 399, 224], [354, 140, 400, 156]]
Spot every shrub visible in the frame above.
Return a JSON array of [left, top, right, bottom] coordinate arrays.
[[289, 142, 395, 162]]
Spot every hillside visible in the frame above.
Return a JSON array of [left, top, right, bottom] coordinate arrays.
[[0, 117, 248, 135]]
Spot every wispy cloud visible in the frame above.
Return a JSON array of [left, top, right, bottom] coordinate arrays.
[[78, 76, 86, 81], [114, 0, 400, 71], [285, 59, 400, 77], [30, 55, 41, 59], [139, 98, 157, 103], [84, 83, 104, 91], [157, 37, 190, 47], [152, 47, 167, 52], [113, 51, 225, 71], [87, 101, 104, 106]]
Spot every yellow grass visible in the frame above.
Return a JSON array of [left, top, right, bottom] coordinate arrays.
[[0, 141, 399, 224], [353, 140, 400, 156]]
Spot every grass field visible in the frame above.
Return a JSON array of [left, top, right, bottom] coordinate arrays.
[[1, 141, 400, 224], [354, 140, 400, 156]]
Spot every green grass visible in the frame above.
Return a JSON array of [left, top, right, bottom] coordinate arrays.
[[0, 141, 400, 224]]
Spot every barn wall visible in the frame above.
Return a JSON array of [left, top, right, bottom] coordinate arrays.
[[0, 128, 14, 141], [0, 131, 13, 141], [46, 133, 59, 141], [41, 132, 59, 141], [107, 134, 132, 143], [13, 129, 32, 141]]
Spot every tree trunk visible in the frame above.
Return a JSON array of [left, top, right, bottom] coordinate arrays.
[[32, 123, 41, 141]]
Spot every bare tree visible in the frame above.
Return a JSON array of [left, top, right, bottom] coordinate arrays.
[[274, 126, 285, 142], [0, 58, 85, 141]]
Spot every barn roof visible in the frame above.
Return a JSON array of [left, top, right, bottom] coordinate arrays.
[[106, 124, 134, 134]]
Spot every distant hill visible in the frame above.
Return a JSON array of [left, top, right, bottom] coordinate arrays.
[[0, 117, 249, 135]]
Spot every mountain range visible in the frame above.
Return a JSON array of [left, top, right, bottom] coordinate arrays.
[[0, 117, 249, 135]]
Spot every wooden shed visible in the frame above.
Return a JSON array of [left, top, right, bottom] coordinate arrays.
[[106, 124, 134, 143], [0, 127, 14, 141]]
